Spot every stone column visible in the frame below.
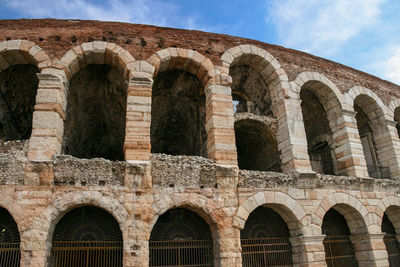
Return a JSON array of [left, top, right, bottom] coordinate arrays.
[[332, 110, 369, 177], [218, 228, 242, 267], [374, 120, 400, 179], [275, 98, 315, 174], [205, 76, 237, 166], [350, 233, 389, 267], [289, 235, 327, 267], [124, 75, 152, 163], [26, 71, 66, 186]]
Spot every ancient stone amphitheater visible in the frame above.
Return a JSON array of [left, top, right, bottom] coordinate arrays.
[[0, 19, 400, 267]]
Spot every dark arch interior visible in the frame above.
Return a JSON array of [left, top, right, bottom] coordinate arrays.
[[151, 70, 207, 157], [354, 104, 383, 178], [52, 206, 122, 241], [241, 206, 290, 238], [241, 207, 292, 267], [322, 208, 357, 267], [300, 88, 334, 175], [51, 206, 123, 267], [0, 208, 21, 267], [0, 64, 39, 140], [395, 107, 400, 138], [150, 208, 213, 266], [230, 64, 272, 115], [382, 213, 400, 267], [322, 208, 351, 236], [63, 64, 127, 161], [0, 208, 20, 243], [150, 208, 212, 241], [235, 119, 281, 172]]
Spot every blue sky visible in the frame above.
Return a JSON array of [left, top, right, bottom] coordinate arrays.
[[1, 0, 400, 84]]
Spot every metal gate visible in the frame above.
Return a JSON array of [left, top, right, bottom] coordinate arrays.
[[323, 236, 358, 267], [149, 239, 213, 267], [241, 237, 292, 267], [0, 242, 20, 267], [50, 241, 122, 267], [384, 234, 400, 267]]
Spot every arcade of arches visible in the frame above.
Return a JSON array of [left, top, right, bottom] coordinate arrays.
[[1, 28, 400, 267]]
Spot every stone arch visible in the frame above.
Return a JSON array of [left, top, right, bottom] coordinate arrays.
[[293, 72, 348, 175], [0, 39, 50, 70], [315, 192, 371, 235], [150, 193, 223, 237], [147, 47, 214, 86], [0, 40, 49, 142], [233, 191, 307, 237], [58, 42, 134, 160], [58, 41, 135, 80], [31, 192, 129, 256], [377, 195, 400, 234], [292, 71, 345, 106], [345, 86, 390, 118], [221, 44, 290, 106], [388, 98, 400, 121], [347, 87, 400, 178]]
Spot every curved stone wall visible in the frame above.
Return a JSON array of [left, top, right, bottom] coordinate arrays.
[[0, 19, 400, 267]]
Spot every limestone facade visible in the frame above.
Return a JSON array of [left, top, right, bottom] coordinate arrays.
[[0, 19, 400, 267]]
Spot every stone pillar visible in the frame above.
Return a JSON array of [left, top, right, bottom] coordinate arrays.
[[26, 71, 66, 186], [275, 98, 315, 174], [124, 75, 152, 162], [218, 227, 242, 267], [374, 120, 400, 179], [205, 77, 237, 166], [350, 233, 389, 267], [290, 235, 327, 267], [332, 110, 369, 177], [28, 72, 65, 161]]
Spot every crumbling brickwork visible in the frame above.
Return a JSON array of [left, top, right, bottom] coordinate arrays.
[[0, 19, 400, 266]]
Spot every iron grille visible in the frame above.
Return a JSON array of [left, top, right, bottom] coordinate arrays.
[[50, 241, 122, 267], [0, 242, 20, 267], [241, 237, 292, 267], [149, 239, 213, 267], [323, 235, 358, 267], [384, 234, 400, 267]]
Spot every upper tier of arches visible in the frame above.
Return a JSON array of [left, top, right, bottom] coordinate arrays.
[[2, 40, 400, 179]]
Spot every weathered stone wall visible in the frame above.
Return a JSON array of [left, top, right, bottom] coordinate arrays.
[[1, 19, 400, 267]]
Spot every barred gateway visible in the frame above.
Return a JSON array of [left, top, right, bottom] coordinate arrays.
[[1, 19, 400, 267]]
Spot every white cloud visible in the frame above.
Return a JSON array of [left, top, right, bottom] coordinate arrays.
[[3, 0, 209, 30], [382, 46, 400, 85], [266, 0, 386, 56]]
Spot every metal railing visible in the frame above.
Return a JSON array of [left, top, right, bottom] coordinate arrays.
[[0, 242, 20, 267], [323, 236, 357, 267], [241, 237, 292, 267], [149, 239, 213, 267], [384, 235, 400, 267], [50, 241, 123, 267]]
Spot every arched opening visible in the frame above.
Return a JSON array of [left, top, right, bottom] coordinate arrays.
[[151, 70, 207, 157], [322, 208, 358, 267], [234, 119, 280, 171], [149, 208, 213, 267], [300, 85, 335, 175], [0, 64, 39, 141], [240, 206, 292, 267], [382, 213, 400, 266], [354, 95, 389, 178], [50, 206, 123, 267], [229, 64, 272, 116], [394, 107, 400, 139], [63, 64, 127, 161], [0, 208, 21, 266]]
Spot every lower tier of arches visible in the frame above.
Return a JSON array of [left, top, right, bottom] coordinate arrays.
[[0, 185, 399, 266]]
